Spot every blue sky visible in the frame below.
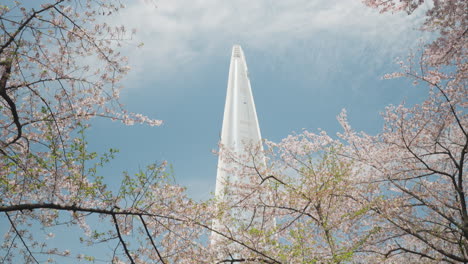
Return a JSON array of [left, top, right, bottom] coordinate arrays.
[[86, 0, 431, 200]]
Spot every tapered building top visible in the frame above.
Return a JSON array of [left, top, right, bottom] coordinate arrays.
[[211, 46, 272, 255], [214, 44, 264, 198]]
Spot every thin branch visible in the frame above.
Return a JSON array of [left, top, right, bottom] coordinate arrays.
[[0, 233, 18, 264], [139, 215, 166, 264], [0, 1, 65, 55], [216, 257, 277, 263], [111, 213, 135, 264], [5, 212, 39, 264], [0, 203, 281, 263], [0, 60, 22, 144]]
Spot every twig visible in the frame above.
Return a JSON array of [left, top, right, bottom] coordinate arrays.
[[5, 212, 39, 264], [139, 215, 166, 264], [111, 213, 135, 264]]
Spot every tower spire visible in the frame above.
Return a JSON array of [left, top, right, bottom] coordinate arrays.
[[211, 45, 273, 258], [214, 45, 263, 198]]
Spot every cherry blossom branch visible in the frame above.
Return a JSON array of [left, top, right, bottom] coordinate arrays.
[[216, 257, 277, 263], [0, 203, 280, 263], [4, 212, 39, 264], [1, 233, 18, 263], [0, 203, 177, 220], [432, 83, 467, 137], [406, 71, 467, 137], [6, 76, 85, 91], [436, 28, 468, 64], [384, 244, 440, 262], [388, 179, 461, 230], [0, 60, 22, 145], [111, 214, 135, 264], [201, 221, 282, 264], [51, 6, 117, 67], [458, 138, 468, 221], [384, 215, 467, 262], [0, 1, 64, 55], [138, 215, 166, 264], [24, 84, 69, 163]]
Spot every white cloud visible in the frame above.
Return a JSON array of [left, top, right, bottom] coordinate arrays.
[[112, 0, 430, 81]]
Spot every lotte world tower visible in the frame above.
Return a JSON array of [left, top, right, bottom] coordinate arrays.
[[211, 45, 274, 258]]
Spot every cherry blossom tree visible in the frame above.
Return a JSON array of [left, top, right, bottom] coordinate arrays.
[[0, 1, 211, 263], [208, 136, 382, 263], [362, 0, 467, 69], [335, 0, 468, 262], [213, 1, 467, 262], [260, 136, 380, 263]]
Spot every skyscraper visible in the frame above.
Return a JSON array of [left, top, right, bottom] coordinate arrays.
[[214, 45, 263, 196], [211, 45, 272, 257]]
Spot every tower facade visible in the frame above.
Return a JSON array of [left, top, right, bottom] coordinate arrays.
[[211, 45, 273, 257], [214, 45, 263, 198]]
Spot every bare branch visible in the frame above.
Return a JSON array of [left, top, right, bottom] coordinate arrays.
[[4, 212, 39, 264]]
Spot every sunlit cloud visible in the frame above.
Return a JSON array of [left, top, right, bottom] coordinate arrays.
[[112, 0, 430, 82]]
